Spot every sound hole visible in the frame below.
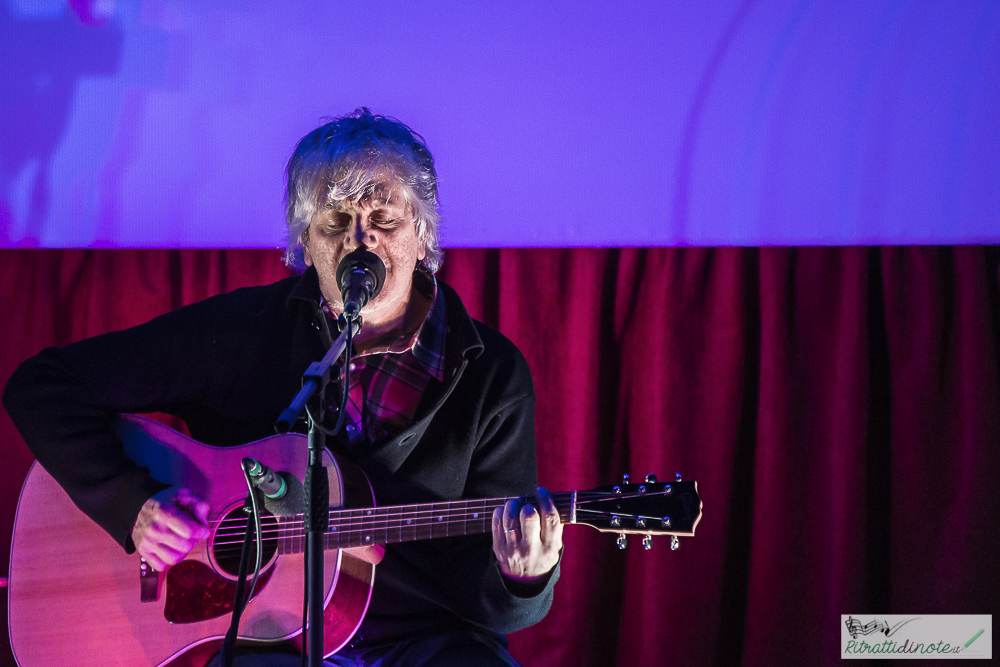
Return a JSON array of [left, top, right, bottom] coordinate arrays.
[[213, 506, 280, 577]]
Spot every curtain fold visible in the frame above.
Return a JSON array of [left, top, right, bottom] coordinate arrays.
[[1, 247, 997, 667]]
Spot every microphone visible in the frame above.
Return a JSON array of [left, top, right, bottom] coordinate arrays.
[[336, 248, 386, 319], [241, 457, 305, 516], [243, 457, 286, 498]]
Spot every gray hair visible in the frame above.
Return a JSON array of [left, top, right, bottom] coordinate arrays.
[[283, 108, 443, 272]]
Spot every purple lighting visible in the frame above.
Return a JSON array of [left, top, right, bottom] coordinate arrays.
[[2, 0, 998, 249]]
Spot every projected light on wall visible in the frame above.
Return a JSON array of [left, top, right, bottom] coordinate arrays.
[[2, 0, 998, 249]]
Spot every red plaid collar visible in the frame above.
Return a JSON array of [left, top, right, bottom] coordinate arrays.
[[321, 264, 446, 381], [323, 264, 447, 445]]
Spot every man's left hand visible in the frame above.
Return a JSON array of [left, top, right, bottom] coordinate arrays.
[[492, 487, 563, 583]]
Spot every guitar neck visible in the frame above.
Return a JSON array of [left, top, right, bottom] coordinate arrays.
[[275, 492, 576, 554]]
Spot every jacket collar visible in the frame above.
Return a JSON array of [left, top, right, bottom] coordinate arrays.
[[286, 265, 323, 311], [286, 265, 484, 366]]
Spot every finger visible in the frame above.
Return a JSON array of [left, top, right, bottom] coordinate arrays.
[[535, 487, 563, 546], [137, 540, 185, 570], [502, 499, 521, 531], [491, 506, 506, 547], [148, 542, 188, 568], [519, 503, 541, 546], [147, 520, 198, 553], [503, 499, 522, 543], [139, 550, 169, 572], [173, 490, 211, 536], [159, 505, 206, 541], [192, 498, 210, 527]]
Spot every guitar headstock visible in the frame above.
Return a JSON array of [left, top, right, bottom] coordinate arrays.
[[572, 473, 702, 550]]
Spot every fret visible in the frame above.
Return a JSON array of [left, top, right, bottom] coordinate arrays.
[[373, 506, 388, 546], [453, 501, 467, 536], [329, 510, 341, 549], [354, 508, 368, 548], [287, 515, 301, 554], [442, 502, 452, 537], [329, 510, 342, 549], [340, 508, 357, 548], [470, 498, 489, 535], [276, 515, 288, 555], [359, 508, 375, 548], [320, 490, 579, 551], [426, 504, 438, 537], [417, 503, 435, 541], [294, 515, 304, 554], [399, 505, 418, 544], [382, 505, 399, 545]]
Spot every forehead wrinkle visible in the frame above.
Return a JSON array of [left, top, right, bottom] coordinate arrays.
[[320, 171, 407, 207], [325, 189, 410, 215]]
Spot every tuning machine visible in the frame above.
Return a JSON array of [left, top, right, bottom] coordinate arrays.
[[617, 533, 627, 550]]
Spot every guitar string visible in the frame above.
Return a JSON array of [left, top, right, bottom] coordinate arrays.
[[205, 492, 595, 532], [205, 491, 615, 536], [208, 503, 577, 545], [205, 508, 681, 559], [204, 494, 605, 543], [204, 491, 631, 536], [203, 493, 658, 554], [206, 510, 567, 556]]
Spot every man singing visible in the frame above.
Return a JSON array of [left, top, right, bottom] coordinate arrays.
[[4, 109, 562, 666]]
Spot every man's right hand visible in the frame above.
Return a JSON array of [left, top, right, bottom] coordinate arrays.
[[131, 486, 210, 571]]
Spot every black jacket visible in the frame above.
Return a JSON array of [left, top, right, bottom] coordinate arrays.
[[3, 267, 557, 643]]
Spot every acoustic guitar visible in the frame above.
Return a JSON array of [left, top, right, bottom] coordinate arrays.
[[7, 415, 702, 666]]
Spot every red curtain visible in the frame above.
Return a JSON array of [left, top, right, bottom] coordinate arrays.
[[1, 247, 997, 667]]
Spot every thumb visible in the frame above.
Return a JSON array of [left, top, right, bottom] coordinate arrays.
[[175, 489, 211, 528]]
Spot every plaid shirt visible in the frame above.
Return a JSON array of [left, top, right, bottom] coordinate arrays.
[[326, 265, 446, 446]]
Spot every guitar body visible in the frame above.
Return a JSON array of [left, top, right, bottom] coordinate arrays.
[[8, 415, 376, 667]]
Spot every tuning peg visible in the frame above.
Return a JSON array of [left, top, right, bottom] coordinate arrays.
[[622, 473, 630, 484], [613, 485, 622, 494], [661, 516, 671, 528], [638, 484, 647, 494], [635, 517, 646, 528], [675, 472, 682, 482], [642, 535, 652, 550], [610, 515, 621, 527], [670, 535, 680, 551], [645, 473, 657, 483], [617, 533, 627, 550]]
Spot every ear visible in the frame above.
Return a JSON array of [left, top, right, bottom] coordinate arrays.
[[301, 231, 313, 267], [416, 222, 426, 262]]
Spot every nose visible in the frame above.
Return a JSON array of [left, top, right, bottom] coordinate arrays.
[[344, 211, 378, 251]]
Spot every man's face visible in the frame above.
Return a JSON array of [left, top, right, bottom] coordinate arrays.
[[302, 181, 425, 327]]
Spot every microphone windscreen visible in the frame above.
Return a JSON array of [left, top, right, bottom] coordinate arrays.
[[336, 248, 386, 300]]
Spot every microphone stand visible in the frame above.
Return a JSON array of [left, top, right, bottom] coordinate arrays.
[[275, 314, 360, 667]]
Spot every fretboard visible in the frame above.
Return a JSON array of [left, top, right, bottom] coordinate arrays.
[[276, 492, 575, 554]]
